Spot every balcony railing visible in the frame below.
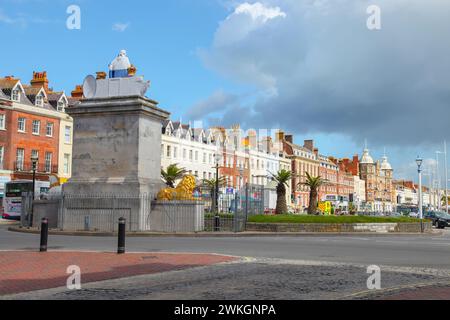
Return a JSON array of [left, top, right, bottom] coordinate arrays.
[[14, 161, 58, 174]]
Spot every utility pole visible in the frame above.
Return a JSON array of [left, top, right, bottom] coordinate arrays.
[[436, 151, 441, 211], [416, 156, 424, 233]]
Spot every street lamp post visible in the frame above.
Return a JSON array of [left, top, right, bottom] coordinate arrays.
[[436, 151, 442, 211], [30, 154, 39, 227], [214, 153, 222, 231], [422, 171, 433, 210], [444, 141, 449, 213], [416, 156, 424, 233]]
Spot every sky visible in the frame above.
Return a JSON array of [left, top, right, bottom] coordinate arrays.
[[1, 0, 449, 184]]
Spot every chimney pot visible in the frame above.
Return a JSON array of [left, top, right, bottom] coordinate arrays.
[[285, 135, 293, 144]]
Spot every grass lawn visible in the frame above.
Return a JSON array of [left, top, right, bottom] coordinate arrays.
[[248, 215, 421, 224]]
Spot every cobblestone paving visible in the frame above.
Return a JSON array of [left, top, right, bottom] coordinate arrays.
[[349, 283, 450, 300], [4, 258, 450, 300]]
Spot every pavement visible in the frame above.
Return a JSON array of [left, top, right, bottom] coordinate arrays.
[[0, 251, 237, 296], [3, 225, 450, 300], [2, 225, 450, 268], [2, 256, 450, 300]]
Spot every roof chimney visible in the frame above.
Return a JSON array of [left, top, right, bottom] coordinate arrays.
[[276, 131, 285, 142], [304, 140, 314, 151], [71, 85, 83, 99], [285, 135, 293, 144], [30, 71, 49, 92]]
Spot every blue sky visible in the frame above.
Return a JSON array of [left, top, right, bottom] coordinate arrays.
[[0, 0, 236, 114], [1, 0, 450, 182]]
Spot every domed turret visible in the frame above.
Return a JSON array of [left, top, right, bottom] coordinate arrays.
[[360, 149, 374, 164], [380, 155, 393, 171]]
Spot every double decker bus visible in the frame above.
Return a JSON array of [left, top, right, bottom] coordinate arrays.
[[2, 180, 49, 220]]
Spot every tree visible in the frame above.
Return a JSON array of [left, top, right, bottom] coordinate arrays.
[[201, 177, 227, 199], [269, 169, 292, 215], [161, 164, 187, 188], [301, 172, 326, 215]]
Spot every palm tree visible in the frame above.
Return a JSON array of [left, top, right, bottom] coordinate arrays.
[[301, 172, 326, 215], [201, 177, 227, 210], [161, 164, 187, 188], [269, 170, 292, 215], [201, 177, 227, 199]]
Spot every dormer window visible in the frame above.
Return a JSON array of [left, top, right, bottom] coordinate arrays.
[[57, 101, 66, 112], [36, 95, 44, 107], [11, 89, 20, 102]]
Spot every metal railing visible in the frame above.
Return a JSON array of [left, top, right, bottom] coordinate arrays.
[[201, 184, 265, 232], [58, 193, 153, 232], [14, 161, 58, 174], [20, 184, 266, 233]]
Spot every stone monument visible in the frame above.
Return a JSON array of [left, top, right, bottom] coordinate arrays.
[[61, 51, 171, 231]]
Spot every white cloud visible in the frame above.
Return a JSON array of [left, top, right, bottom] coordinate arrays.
[[233, 2, 286, 23], [0, 10, 26, 26], [112, 22, 130, 32], [197, 0, 450, 148]]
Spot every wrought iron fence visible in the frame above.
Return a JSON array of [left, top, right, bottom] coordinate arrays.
[[20, 184, 266, 233], [201, 183, 265, 232]]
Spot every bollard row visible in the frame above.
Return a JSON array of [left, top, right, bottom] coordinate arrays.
[[38, 217, 127, 255]]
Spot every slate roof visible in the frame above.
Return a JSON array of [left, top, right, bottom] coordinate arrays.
[[0, 78, 19, 98], [192, 128, 206, 142], [47, 92, 65, 109], [23, 85, 44, 104]]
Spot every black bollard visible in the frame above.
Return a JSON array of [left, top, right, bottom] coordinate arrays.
[[117, 217, 126, 254], [214, 215, 220, 232], [40, 218, 49, 252]]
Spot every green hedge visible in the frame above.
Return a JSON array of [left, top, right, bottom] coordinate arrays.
[[248, 215, 421, 224]]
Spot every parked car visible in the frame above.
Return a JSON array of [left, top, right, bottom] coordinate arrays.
[[424, 211, 450, 228]]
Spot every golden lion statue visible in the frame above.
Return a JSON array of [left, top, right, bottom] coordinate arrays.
[[157, 175, 197, 201]]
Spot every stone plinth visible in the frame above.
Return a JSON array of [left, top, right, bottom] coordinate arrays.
[[63, 95, 170, 196]]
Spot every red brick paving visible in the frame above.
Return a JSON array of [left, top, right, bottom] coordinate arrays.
[[0, 251, 237, 296], [378, 286, 450, 300]]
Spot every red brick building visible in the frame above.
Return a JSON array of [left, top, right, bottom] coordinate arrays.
[[2, 107, 60, 179], [0, 73, 73, 203]]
